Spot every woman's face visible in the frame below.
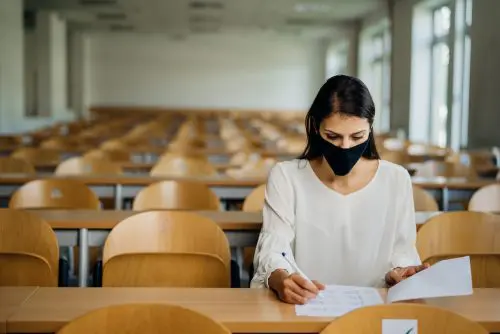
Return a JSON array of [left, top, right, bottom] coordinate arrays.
[[319, 113, 370, 149]]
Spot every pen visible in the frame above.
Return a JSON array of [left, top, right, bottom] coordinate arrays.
[[281, 252, 323, 300]]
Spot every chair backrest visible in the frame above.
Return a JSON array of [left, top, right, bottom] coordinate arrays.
[[150, 155, 217, 177], [417, 211, 500, 287], [102, 211, 230, 287], [0, 209, 59, 286], [0, 157, 36, 174], [56, 303, 231, 334], [468, 184, 500, 212], [242, 184, 266, 212], [320, 304, 488, 334], [83, 149, 131, 162], [132, 180, 220, 211], [9, 179, 101, 209], [11, 147, 60, 165], [55, 157, 122, 175], [412, 185, 439, 211]]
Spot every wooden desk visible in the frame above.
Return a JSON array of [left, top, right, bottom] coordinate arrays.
[[32, 162, 240, 174], [5, 288, 500, 333], [0, 174, 265, 209], [27, 210, 439, 287], [0, 287, 38, 334]]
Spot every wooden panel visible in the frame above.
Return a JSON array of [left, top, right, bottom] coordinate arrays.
[[5, 288, 500, 333]]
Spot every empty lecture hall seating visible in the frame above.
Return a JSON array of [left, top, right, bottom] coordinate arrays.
[[1, 110, 500, 333]]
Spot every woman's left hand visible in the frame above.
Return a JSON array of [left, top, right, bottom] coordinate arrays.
[[385, 264, 430, 287]]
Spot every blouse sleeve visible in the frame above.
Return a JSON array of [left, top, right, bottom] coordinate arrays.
[[390, 171, 422, 268], [250, 164, 297, 288]]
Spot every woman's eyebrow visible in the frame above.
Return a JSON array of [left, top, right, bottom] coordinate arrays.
[[324, 129, 366, 136]]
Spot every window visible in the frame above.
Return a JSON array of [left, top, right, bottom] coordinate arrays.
[[326, 41, 349, 78], [429, 5, 451, 147], [358, 21, 391, 133], [410, 0, 472, 149]]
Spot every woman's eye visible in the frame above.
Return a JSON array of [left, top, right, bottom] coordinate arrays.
[[352, 136, 363, 140], [326, 135, 339, 140]]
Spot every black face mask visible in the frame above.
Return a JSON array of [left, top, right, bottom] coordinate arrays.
[[320, 137, 370, 176]]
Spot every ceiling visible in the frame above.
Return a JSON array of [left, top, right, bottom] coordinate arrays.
[[25, 0, 387, 38]]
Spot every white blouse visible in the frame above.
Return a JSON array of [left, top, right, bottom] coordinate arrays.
[[250, 159, 421, 289]]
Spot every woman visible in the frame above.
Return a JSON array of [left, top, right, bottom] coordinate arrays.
[[250, 75, 428, 304]]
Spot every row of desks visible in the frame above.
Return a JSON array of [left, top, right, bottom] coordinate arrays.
[[1, 287, 499, 333], [1, 174, 498, 210], [25, 210, 445, 287]]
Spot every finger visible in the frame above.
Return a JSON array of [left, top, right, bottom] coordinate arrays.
[[389, 271, 403, 284], [285, 279, 317, 299], [312, 280, 326, 290], [291, 274, 319, 293], [284, 290, 308, 305]]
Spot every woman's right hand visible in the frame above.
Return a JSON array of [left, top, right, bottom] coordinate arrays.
[[268, 269, 325, 304]]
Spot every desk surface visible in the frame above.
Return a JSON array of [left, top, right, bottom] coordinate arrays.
[[5, 288, 500, 333], [0, 287, 38, 334], [29, 210, 441, 230], [1, 174, 497, 189], [0, 174, 264, 187], [29, 210, 263, 230]]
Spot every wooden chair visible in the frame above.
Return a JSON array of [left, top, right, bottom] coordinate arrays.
[[55, 157, 122, 175], [133, 180, 220, 211], [0, 157, 36, 174], [468, 184, 500, 212], [320, 304, 487, 334], [150, 155, 217, 177], [83, 149, 131, 162], [417, 211, 500, 287], [102, 211, 230, 287], [0, 209, 59, 286], [57, 303, 231, 334], [412, 185, 439, 211], [242, 184, 266, 212], [9, 179, 100, 209], [10, 147, 60, 165]]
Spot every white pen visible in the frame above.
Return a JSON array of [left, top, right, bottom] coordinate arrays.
[[282, 252, 323, 299]]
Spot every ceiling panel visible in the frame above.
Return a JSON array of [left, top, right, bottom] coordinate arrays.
[[25, 0, 387, 36]]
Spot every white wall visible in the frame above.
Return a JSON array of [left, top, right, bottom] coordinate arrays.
[[88, 32, 328, 111]]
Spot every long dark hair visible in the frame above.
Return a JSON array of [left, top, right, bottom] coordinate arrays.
[[298, 75, 380, 160]]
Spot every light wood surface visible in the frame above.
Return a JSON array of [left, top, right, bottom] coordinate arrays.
[[417, 211, 500, 287], [469, 184, 500, 212], [55, 157, 122, 175], [56, 304, 231, 334], [0, 158, 35, 174], [0, 287, 38, 334], [5, 288, 500, 333], [102, 211, 230, 287], [132, 180, 220, 210], [413, 185, 439, 211], [321, 303, 488, 334], [0, 174, 265, 187], [9, 180, 101, 210], [242, 184, 266, 212], [1, 174, 498, 189], [27, 210, 263, 230], [0, 210, 59, 287]]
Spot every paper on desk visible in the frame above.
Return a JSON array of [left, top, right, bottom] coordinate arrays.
[[295, 285, 383, 317], [387, 256, 473, 303]]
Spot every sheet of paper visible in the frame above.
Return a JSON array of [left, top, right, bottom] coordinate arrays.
[[387, 256, 472, 303], [295, 285, 383, 317], [382, 319, 418, 334]]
